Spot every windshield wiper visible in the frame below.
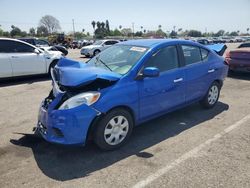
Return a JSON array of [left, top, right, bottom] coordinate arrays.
[[95, 56, 112, 72]]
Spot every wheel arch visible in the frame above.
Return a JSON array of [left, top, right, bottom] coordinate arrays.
[[86, 105, 135, 142], [48, 59, 59, 73]]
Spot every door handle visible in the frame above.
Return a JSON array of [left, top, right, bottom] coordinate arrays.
[[173, 78, 183, 83], [11, 56, 18, 58], [208, 69, 215, 73]]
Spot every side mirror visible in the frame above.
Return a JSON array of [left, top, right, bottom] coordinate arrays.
[[143, 67, 160, 78], [34, 49, 40, 54]]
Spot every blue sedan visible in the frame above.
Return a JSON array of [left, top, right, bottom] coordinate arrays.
[[36, 39, 228, 150]]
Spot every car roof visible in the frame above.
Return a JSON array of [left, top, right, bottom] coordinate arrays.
[[0, 37, 38, 48], [120, 39, 198, 48]]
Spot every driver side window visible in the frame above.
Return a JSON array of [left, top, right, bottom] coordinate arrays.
[[144, 46, 179, 72]]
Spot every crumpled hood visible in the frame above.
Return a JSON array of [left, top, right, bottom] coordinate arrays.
[[54, 58, 121, 87]]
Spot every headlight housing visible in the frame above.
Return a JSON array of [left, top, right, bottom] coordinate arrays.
[[58, 92, 100, 110]]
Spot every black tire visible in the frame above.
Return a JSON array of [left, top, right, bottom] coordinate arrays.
[[200, 81, 221, 109], [93, 49, 101, 56], [93, 108, 134, 151]]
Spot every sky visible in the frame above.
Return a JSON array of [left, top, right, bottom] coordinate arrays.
[[0, 0, 250, 34]]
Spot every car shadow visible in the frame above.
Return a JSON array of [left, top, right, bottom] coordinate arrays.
[[10, 102, 229, 181], [0, 75, 50, 87], [227, 71, 250, 81]]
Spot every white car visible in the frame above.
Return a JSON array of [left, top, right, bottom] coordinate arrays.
[[80, 39, 119, 57], [0, 38, 62, 78]]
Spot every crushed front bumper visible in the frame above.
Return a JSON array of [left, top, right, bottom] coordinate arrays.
[[37, 94, 99, 145]]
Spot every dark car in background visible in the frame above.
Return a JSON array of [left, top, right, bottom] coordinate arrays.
[[19, 37, 68, 56]]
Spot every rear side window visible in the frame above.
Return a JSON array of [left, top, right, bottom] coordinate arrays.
[[200, 48, 209, 60], [36, 40, 49, 46], [181, 45, 202, 65], [144, 46, 179, 72], [0, 40, 34, 53]]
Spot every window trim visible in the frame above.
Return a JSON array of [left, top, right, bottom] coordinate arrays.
[[137, 45, 181, 77], [180, 44, 204, 66]]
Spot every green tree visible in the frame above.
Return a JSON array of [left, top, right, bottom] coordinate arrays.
[[214, 30, 225, 37], [170, 30, 178, 37], [39, 15, 61, 34], [29, 27, 36, 36], [10, 25, 22, 37], [113, 29, 122, 36], [3, 31, 10, 37], [105, 20, 110, 33], [187, 30, 202, 37], [0, 27, 3, 36], [37, 25, 49, 37], [229, 31, 238, 36]]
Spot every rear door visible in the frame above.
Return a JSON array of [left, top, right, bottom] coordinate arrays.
[[180, 45, 213, 102], [0, 40, 12, 78], [102, 40, 118, 50], [138, 45, 186, 120], [7, 40, 47, 76]]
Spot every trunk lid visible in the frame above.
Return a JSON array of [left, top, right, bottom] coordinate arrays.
[[229, 48, 250, 60]]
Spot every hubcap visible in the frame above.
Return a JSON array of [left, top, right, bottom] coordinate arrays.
[[208, 85, 219, 105], [104, 116, 129, 145]]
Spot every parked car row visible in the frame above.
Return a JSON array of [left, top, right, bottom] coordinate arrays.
[[80, 39, 120, 57], [193, 36, 250, 45], [19, 37, 68, 56]]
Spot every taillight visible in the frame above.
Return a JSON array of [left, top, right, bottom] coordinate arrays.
[[225, 51, 230, 58]]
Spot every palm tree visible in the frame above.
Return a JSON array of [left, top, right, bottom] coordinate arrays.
[[82, 29, 85, 33], [143, 29, 146, 34], [158, 25, 162, 30], [91, 21, 96, 31], [101, 22, 105, 29], [141, 26, 143, 32], [119, 25, 122, 30], [247, 28, 249, 34]]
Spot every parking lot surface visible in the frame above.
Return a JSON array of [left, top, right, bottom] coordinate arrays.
[[0, 44, 250, 188]]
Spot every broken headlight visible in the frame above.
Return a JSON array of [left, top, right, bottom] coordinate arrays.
[[58, 92, 100, 110]]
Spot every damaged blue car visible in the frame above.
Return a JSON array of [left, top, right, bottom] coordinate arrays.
[[36, 39, 228, 150]]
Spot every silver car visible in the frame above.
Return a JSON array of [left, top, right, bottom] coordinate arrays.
[[80, 39, 119, 57]]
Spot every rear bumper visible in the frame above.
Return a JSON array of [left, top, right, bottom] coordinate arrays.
[[37, 97, 99, 145], [226, 58, 250, 72]]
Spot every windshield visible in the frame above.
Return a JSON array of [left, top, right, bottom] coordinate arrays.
[[88, 45, 148, 75], [93, 40, 104, 45]]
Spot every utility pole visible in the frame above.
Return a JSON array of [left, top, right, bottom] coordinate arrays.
[[72, 19, 75, 39], [132, 22, 135, 39]]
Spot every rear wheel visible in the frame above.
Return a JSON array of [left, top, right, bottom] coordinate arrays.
[[200, 82, 221, 109], [94, 108, 133, 151]]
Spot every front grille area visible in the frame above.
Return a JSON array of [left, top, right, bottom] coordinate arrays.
[[52, 128, 64, 138], [42, 90, 55, 110], [38, 121, 47, 135]]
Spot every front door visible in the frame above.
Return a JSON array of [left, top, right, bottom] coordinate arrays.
[[138, 45, 186, 121], [7, 40, 47, 76]]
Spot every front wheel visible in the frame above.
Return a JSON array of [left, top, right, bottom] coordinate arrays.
[[93, 50, 100, 56], [94, 108, 134, 151], [200, 82, 221, 109]]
